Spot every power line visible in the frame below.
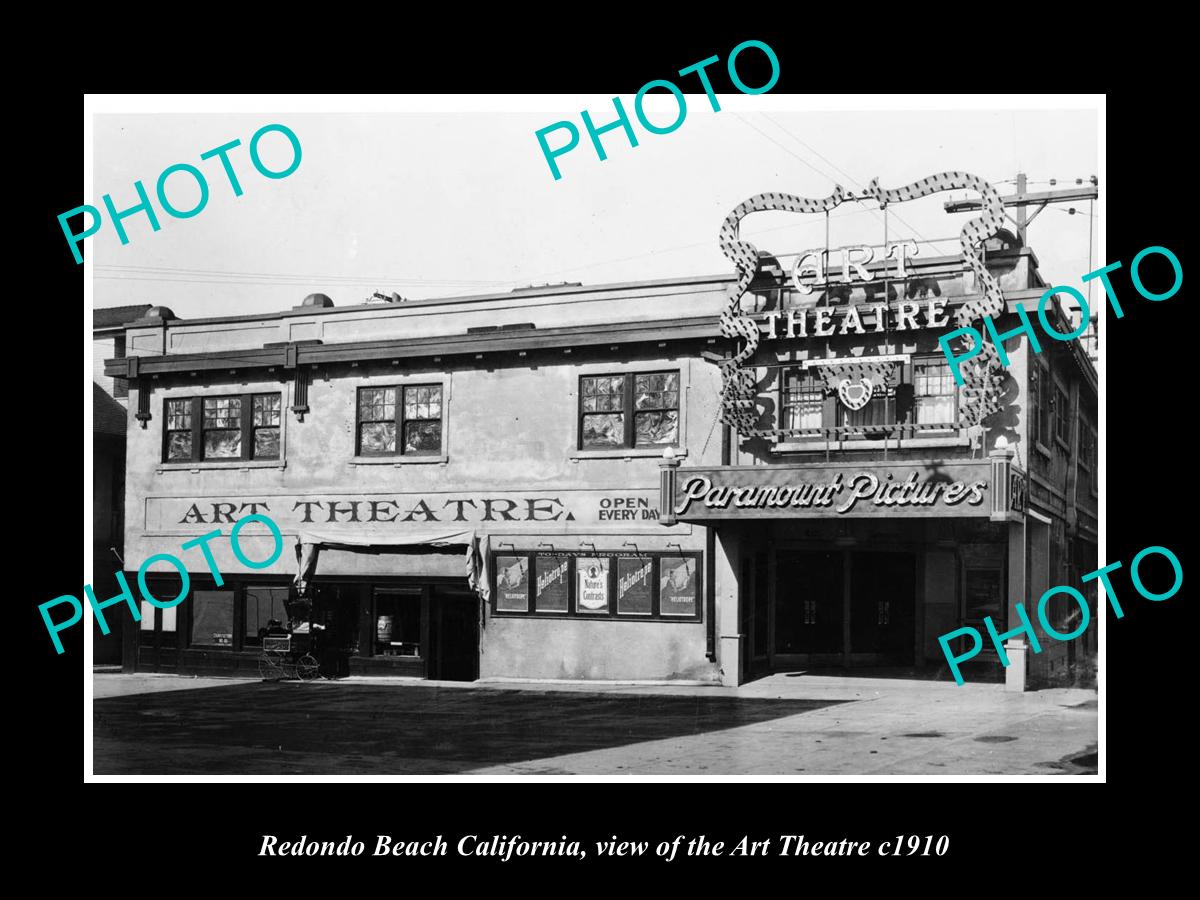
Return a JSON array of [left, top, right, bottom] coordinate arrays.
[[757, 114, 933, 245], [731, 114, 927, 245], [94, 263, 512, 286]]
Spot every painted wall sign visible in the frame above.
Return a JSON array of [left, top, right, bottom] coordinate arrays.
[[144, 490, 662, 533], [673, 462, 991, 520]]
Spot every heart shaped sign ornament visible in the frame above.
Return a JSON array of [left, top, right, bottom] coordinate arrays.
[[838, 378, 873, 410]]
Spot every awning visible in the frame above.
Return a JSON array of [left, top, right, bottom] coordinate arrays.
[[293, 529, 490, 602]]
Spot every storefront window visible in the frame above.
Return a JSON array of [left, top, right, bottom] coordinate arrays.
[[493, 552, 701, 621], [191, 590, 235, 647], [245, 586, 291, 646], [374, 590, 422, 657]]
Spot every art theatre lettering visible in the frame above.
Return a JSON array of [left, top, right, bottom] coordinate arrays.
[[178, 497, 574, 525], [158, 490, 662, 532], [673, 463, 991, 520]]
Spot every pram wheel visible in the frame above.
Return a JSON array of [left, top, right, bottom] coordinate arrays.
[[259, 652, 285, 682], [297, 654, 320, 681]]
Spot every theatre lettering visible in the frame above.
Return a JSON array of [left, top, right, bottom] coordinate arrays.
[[677, 467, 988, 517]]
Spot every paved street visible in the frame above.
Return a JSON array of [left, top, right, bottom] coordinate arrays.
[[92, 673, 1097, 776]]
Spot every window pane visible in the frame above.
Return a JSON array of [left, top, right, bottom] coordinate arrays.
[[660, 557, 698, 616], [245, 586, 291, 646], [254, 428, 280, 459], [360, 422, 396, 453], [582, 413, 623, 447], [191, 590, 235, 646], [403, 421, 441, 454], [635, 410, 678, 446], [204, 429, 241, 458], [783, 371, 823, 431], [635, 372, 679, 410], [203, 397, 242, 428], [358, 388, 396, 423], [167, 399, 191, 428], [162, 605, 176, 633], [375, 590, 422, 657], [915, 396, 955, 425], [404, 385, 442, 421], [167, 431, 192, 460], [253, 394, 281, 426], [581, 375, 625, 412]]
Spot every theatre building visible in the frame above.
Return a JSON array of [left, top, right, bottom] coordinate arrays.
[[106, 186, 1097, 692]]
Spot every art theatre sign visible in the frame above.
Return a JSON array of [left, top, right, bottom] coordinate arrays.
[[662, 461, 993, 522]]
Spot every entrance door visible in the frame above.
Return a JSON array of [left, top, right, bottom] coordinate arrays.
[[430, 587, 479, 682], [849, 551, 916, 663], [775, 550, 843, 661]]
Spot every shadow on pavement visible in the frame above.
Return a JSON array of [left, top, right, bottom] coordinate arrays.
[[94, 683, 850, 775]]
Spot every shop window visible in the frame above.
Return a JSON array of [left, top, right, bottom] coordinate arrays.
[[492, 552, 700, 620], [374, 589, 422, 657], [356, 384, 442, 456], [191, 590, 235, 647], [245, 585, 291, 647], [162, 393, 282, 463], [579, 371, 679, 450]]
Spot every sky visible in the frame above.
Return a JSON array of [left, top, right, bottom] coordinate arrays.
[[91, 99, 1099, 320]]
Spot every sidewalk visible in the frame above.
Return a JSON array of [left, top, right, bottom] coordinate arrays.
[[91, 671, 1098, 776]]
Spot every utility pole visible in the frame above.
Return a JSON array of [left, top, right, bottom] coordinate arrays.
[[943, 173, 1098, 247], [946, 173, 1101, 361]]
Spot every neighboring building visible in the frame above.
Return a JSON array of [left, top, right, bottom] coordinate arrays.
[[104, 210, 1096, 691], [92, 304, 150, 664]]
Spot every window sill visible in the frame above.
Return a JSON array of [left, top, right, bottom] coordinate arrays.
[[569, 448, 687, 462], [1034, 441, 1053, 460], [157, 460, 286, 473], [349, 454, 448, 466], [771, 434, 968, 453], [1055, 436, 1071, 452]]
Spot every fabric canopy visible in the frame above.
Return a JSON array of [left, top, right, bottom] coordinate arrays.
[[293, 529, 490, 602]]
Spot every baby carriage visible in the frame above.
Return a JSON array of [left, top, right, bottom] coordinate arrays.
[[257, 593, 323, 682]]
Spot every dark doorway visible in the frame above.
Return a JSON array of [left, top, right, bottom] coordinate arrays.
[[775, 550, 843, 656], [849, 551, 916, 663], [430, 587, 479, 681]]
